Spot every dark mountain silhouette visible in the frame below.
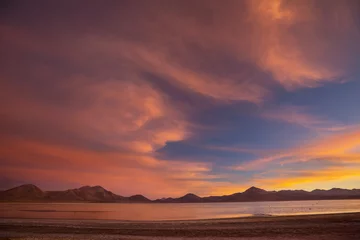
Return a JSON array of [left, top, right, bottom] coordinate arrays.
[[0, 184, 45, 201], [155, 193, 202, 203], [1, 185, 143, 203], [179, 193, 202, 202], [128, 194, 151, 203], [1, 184, 360, 203], [45, 185, 125, 202], [311, 188, 360, 196], [244, 186, 267, 194], [156, 186, 360, 203], [224, 186, 270, 202]]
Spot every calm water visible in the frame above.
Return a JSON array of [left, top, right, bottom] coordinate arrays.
[[1, 200, 359, 221]]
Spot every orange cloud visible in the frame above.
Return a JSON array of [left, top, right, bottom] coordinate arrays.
[[69, 78, 189, 152], [247, 0, 360, 89], [233, 153, 291, 171], [1, 76, 188, 154], [79, 39, 269, 104], [232, 127, 360, 171]]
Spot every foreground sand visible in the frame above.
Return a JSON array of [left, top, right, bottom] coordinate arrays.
[[1, 212, 360, 239]]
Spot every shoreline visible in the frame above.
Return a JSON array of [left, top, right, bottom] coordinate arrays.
[[1, 211, 360, 223], [2, 196, 360, 204], [1, 212, 360, 239]]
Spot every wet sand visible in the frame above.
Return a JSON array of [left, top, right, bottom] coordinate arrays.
[[1, 212, 360, 239]]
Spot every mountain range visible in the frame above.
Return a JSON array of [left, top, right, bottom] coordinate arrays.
[[1, 184, 360, 203], [0, 184, 150, 203]]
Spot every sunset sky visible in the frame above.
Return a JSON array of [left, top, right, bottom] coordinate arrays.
[[1, 0, 360, 199]]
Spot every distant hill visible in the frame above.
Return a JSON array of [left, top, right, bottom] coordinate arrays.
[[128, 194, 151, 203], [154, 193, 202, 203], [1, 184, 360, 203]]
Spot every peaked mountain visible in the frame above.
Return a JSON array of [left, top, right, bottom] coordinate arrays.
[[0, 184, 45, 201], [128, 194, 151, 203], [155, 193, 202, 203], [45, 185, 125, 202], [244, 186, 267, 194], [180, 193, 202, 202], [224, 186, 270, 202]]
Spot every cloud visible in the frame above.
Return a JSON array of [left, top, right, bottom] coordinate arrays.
[[1, 75, 188, 151], [262, 105, 355, 131], [86, 0, 360, 100], [2, 0, 359, 102], [232, 154, 291, 171], [246, 0, 360, 89], [69, 78, 188, 152], [71, 37, 268, 104], [1, 0, 359, 196], [231, 127, 360, 171], [263, 105, 327, 128]]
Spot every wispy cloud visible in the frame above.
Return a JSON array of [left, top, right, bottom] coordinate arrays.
[[247, 0, 360, 89], [262, 105, 355, 131], [231, 127, 360, 171]]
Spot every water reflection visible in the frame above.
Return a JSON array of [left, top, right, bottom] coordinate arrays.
[[1, 200, 359, 221]]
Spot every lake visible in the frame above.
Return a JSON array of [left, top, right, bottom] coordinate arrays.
[[1, 200, 359, 221]]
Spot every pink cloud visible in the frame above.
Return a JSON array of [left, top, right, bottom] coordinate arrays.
[[262, 105, 355, 131]]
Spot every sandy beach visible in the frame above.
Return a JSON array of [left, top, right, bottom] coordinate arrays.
[[1, 212, 360, 240]]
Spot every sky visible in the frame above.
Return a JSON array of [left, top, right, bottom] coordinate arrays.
[[1, 0, 360, 199]]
